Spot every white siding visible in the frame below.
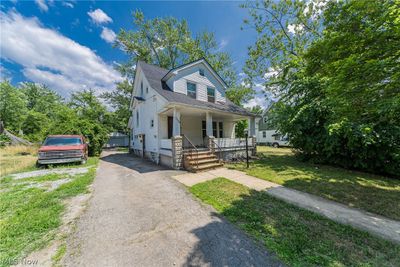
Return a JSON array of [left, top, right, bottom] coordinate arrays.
[[169, 63, 226, 103], [131, 66, 168, 153]]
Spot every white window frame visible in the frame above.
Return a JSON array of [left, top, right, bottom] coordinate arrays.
[[186, 82, 197, 99]]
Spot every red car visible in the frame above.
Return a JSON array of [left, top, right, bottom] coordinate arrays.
[[37, 135, 88, 166]]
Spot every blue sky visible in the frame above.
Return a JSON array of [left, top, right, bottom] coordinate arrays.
[[1, 0, 266, 107]]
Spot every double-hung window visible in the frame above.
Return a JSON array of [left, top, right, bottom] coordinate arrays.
[[207, 87, 215, 103], [187, 82, 196, 99]]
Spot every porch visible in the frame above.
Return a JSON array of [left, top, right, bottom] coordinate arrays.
[[158, 105, 257, 170]]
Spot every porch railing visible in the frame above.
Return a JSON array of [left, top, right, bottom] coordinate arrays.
[[215, 138, 253, 149]]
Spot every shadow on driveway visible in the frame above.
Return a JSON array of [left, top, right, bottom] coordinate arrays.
[[100, 152, 173, 174]]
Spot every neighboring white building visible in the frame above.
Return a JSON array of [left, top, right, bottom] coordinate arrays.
[[256, 110, 290, 147], [128, 59, 258, 171]]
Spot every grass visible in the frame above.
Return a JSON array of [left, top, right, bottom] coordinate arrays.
[[228, 146, 400, 221], [0, 145, 38, 176], [0, 166, 97, 266], [190, 178, 400, 267]]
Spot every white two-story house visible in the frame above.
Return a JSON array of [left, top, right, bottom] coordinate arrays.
[[128, 58, 258, 171]]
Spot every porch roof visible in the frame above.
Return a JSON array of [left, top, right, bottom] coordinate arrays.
[[138, 61, 258, 117]]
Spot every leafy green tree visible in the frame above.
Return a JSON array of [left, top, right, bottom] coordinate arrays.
[[101, 80, 132, 133], [0, 81, 27, 132], [20, 83, 63, 116], [115, 10, 238, 86], [242, 0, 325, 93], [69, 89, 108, 123], [266, 0, 400, 176]]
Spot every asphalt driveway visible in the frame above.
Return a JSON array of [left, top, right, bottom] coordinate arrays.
[[64, 151, 282, 267]]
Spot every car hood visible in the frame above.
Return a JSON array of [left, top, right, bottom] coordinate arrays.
[[39, 145, 85, 152]]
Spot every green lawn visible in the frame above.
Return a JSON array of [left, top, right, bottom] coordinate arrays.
[[190, 178, 400, 267], [228, 146, 400, 221], [0, 164, 98, 266]]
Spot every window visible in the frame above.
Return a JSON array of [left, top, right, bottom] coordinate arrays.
[[263, 117, 267, 123], [202, 121, 206, 138], [146, 87, 149, 94], [187, 82, 196, 99], [212, 121, 217, 137], [199, 69, 205, 76], [262, 131, 266, 138], [136, 111, 139, 127], [218, 122, 223, 138], [274, 134, 281, 141], [150, 119, 154, 128], [207, 87, 215, 103], [140, 81, 143, 96]]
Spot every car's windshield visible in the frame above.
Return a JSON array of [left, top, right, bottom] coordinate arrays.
[[44, 137, 82, 146]]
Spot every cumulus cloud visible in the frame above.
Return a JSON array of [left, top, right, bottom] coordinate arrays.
[[0, 11, 122, 97], [87, 9, 112, 24], [35, 0, 49, 12], [100, 27, 116, 43]]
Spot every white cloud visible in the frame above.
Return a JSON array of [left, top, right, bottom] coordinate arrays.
[[100, 27, 116, 43], [35, 0, 48, 12], [62, 2, 74, 8], [218, 39, 228, 50], [0, 11, 122, 97], [287, 24, 304, 34], [264, 67, 279, 79], [87, 9, 112, 25]]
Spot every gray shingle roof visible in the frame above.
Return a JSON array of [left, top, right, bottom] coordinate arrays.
[[138, 61, 255, 117]]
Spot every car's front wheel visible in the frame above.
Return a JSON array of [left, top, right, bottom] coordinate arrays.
[[272, 142, 279, 148]]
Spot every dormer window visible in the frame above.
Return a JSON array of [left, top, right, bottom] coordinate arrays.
[[199, 69, 205, 76], [207, 87, 215, 103], [187, 82, 196, 99]]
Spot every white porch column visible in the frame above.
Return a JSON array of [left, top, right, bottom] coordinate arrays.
[[173, 107, 181, 136], [206, 112, 213, 137], [249, 117, 256, 137]]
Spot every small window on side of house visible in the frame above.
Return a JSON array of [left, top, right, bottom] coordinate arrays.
[[187, 82, 196, 99], [207, 87, 215, 103], [140, 81, 143, 96], [262, 131, 266, 138], [199, 69, 205, 76], [136, 111, 139, 127], [150, 119, 154, 128], [146, 87, 149, 94], [263, 117, 267, 123]]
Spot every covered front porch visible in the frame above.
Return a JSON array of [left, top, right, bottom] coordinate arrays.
[[159, 105, 256, 148], [158, 104, 256, 169]]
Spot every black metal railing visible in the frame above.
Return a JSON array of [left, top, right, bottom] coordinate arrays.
[[212, 139, 223, 162], [182, 135, 199, 170]]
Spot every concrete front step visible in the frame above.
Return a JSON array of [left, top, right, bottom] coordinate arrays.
[[183, 150, 213, 156], [190, 162, 224, 172], [187, 158, 219, 165], [186, 154, 217, 161]]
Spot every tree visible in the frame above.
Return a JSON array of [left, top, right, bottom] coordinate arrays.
[[69, 89, 108, 123], [0, 81, 27, 132], [20, 83, 63, 116], [242, 0, 326, 95], [115, 10, 238, 86], [266, 0, 400, 176], [101, 80, 132, 133]]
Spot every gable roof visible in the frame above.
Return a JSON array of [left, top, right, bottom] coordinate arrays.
[[161, 58, 228, 88], [137, 60, 256, 117]]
